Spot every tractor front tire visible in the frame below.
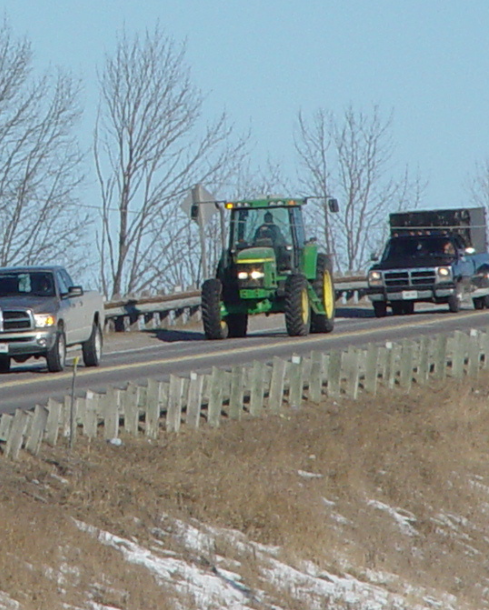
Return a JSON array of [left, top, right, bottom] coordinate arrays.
[[202, 279, 228, 340], [285, 274, 311, 337], [226, 313, 248, 338], [310, 253, 335, 333]]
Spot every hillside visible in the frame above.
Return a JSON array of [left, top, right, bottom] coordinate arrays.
[[1, 375, 489, 609]]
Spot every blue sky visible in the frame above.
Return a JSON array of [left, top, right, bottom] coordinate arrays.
[[3, 1, 489, 209]]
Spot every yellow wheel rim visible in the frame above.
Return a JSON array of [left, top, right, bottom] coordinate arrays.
[[323, 271, 334, 318], [301, 288, 310, 324]]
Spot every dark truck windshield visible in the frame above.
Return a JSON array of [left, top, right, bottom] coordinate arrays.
[[382, 236, 457, 262], [0, 272, 55, 297]]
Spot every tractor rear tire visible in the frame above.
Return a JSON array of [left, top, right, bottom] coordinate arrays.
[[226, 313, 248, 338], [202, 279, 228, 340], [285, 274, 311, 337], [310, 254, 335, 333]]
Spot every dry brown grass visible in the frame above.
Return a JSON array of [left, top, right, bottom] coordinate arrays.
[[2, 374, 489, 608]]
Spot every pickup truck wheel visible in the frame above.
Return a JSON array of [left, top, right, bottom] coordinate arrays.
[[201, 278, 228, 340], [403, 301, 414, 315], [0, 355, 11, 373], [82, 322, 103, 367], [285, 274, 311, 336], [46, 329, 66, 372], [473, 297, 484, 310], [391, 301, 404, 315], [448, 293, 461, 313], [373, 302, 387, 318]]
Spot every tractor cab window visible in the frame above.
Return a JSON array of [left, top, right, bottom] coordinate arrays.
[[230, 207, 292, 251]]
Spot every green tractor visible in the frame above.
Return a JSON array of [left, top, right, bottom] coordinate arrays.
[[201, 197, 338, 339]]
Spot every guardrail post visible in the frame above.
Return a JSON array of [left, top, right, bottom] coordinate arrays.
[[186, 372, 204, 429]]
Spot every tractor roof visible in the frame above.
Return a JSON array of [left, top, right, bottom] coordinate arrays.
[[225, 197, 306, 210]]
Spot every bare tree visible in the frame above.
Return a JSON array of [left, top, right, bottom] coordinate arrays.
[[0, 19, 88, 271], [95, 24, 246, 298], [295, 105, 423, 273], [468, 160, 489, 214]]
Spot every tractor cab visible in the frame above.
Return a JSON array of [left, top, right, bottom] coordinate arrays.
[[227, 199, 307, 273]]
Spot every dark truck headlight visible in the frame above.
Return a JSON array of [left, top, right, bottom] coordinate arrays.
[[368, 270, 383, 287], [436, 266, 452, 282]]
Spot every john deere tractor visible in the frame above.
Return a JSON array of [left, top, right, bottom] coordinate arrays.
[[201, 197, 338, 339]]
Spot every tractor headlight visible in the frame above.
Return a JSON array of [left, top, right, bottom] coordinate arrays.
[[436, 266, 451, 280], [250, 270, 265, 280], [238, 271, 248, 280], [368, 270, 383, 286], [34, 313, 56, 328]]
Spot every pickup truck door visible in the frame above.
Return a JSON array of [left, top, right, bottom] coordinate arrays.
[[56, 270, 85, 345]]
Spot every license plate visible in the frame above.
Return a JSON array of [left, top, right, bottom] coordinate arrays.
[[402, 290, 418, 300], [0, 344, 8, 353]]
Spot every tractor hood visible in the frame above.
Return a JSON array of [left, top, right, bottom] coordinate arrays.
[[236, 246, 276, 264]]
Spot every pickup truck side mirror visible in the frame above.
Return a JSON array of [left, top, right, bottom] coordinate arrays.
[[370, 252, 379, 262], [68, 285, 84, 297]]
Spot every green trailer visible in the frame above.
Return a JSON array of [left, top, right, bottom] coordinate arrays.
[[201, 196, 338, 339]]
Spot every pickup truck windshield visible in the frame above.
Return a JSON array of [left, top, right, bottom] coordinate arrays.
[[0, 272, 55, 297], [383, 236, 457, 261]]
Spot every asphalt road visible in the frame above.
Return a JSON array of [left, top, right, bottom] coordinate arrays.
[[2, 302, 489, 414]]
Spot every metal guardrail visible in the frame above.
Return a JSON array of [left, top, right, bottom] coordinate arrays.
[[103, 276, 369, 331]]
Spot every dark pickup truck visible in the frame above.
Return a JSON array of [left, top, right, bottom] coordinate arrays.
[[0, 266, 104, 373], [367, 207, 489, 316]]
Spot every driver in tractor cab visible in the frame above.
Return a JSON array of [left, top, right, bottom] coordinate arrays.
[[254, 211, 290, 270], [254, 211, 286, 248]]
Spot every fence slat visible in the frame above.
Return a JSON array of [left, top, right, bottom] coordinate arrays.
[[268, 357, 287, 413], [25, 405, 49, 455], [249, 361, 265, 417], [5, 409, 29, 460], [186, 372, 204, 429], [228, 366, 245, 420], [166, 375, 184, 432], [207, 367, 223, 428]]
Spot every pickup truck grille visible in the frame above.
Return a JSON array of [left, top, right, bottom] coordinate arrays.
[[384, 268, 437, 288], [0, 308, 33, 332]]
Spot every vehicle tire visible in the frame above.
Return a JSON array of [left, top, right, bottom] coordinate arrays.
[[201, 278, 228, 340], [226, 313, 248, 338], [448, 293, 461, 313], [403, 301, 415, 315], [82, 321, 103, 367], [473, 296, 484, 310], [0, 355, 11, 373], [46, 328, 66, 372], [310, 253, 335, 333], [373, 301, 387, 318], [391, 301, 404, 316], [285, 274, 311, 337]]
